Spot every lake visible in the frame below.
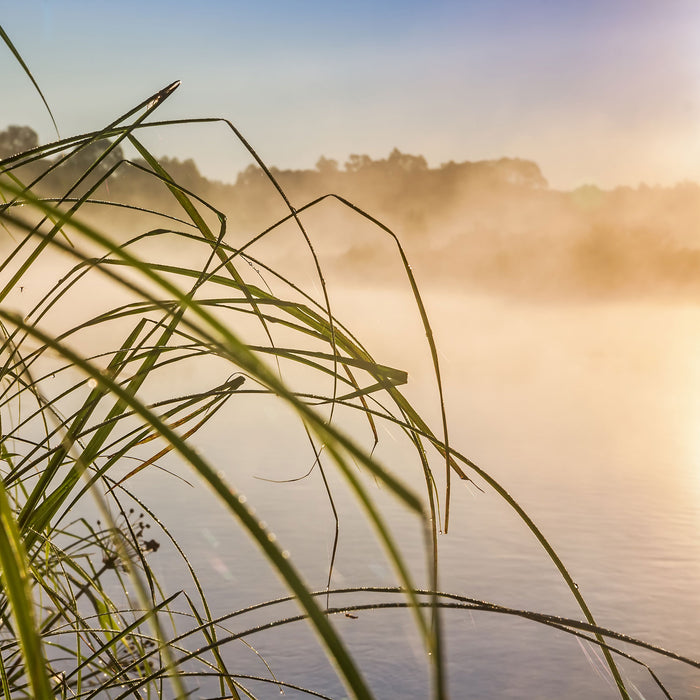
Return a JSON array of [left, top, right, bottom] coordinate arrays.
[[114, 284, 700, 699]]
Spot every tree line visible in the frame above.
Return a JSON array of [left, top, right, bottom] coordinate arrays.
[[3, 124, 700, 298], [0, 124, 547, 229]]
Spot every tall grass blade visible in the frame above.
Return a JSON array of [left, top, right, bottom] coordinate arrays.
[[0, 24, 59, 138], [0, 480, 54, 699]]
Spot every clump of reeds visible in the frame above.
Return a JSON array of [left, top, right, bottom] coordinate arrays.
[[0, 24, 697, 700]]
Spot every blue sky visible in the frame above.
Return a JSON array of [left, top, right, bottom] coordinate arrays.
[[3, 0, 700, 188]]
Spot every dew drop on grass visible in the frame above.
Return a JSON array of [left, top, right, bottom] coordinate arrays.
[[87, 378, 98, 389]]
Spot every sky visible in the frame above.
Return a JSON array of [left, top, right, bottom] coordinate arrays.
[[2, 0, 700, 190]]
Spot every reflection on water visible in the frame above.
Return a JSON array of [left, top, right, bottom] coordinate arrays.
[[124, 287, 700, 699]]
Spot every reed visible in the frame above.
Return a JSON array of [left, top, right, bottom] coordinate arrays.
[[0, 25, 696, 699]]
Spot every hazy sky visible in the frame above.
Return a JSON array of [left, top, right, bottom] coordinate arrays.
[[3, 0, 700, 189]]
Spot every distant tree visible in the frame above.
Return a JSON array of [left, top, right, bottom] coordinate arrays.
[[316, 156, 339, 176], [235, 163, 266, 187], [157, 156, 203, 191], [570, 184, 604, 211], [36, 138, 126, 196], [344, 154, 372, 173], [0, 125, 39, 159], [494, 158, 548, 188], [68, 138, 124, 179], [386, 148, 427, 173]]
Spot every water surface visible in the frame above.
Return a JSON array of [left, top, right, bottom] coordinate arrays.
[[129, 287, 700, 698]]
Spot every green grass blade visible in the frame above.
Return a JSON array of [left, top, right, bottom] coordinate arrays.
[[0, 307, 377, 700], [0, 480, 54, 699], [0, 24, 59, 138]]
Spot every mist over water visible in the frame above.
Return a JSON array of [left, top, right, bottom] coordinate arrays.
[[27, 143, 698, 303], [4, 149, 700, 697]]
